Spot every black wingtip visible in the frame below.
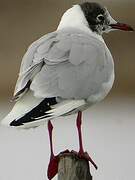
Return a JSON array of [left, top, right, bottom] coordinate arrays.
[[10, 120, 23, 126]]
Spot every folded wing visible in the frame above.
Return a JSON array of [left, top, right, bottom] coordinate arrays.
[[13, 32, 57, 100], [30, 29, 108, 99], [13, 28, 108, 101]]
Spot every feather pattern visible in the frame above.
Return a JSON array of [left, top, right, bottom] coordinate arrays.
[[30, 29, 114, 100], [13, 32, 57, 99], [1, 4, 115, 128]]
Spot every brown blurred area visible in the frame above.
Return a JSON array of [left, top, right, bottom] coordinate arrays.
[[0, 0, 135, 100]]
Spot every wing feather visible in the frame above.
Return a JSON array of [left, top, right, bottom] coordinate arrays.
[[30, 30, 109, 100], [13, 32, 57, 99], [13, 29, 110, 101]]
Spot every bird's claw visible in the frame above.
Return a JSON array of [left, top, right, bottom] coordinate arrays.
[[71, 150, 98, 170], [47, 155, 59, 180], [47, 149, 97, 180], [47, 149, 70, 180]]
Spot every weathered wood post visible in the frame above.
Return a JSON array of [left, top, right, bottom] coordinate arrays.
[[58, 153, 92, 180]]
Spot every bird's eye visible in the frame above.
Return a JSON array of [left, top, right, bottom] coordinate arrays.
[[97, 14, 105, 22]]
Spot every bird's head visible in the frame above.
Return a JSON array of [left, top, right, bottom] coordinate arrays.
[[80, 2, 134, 34]]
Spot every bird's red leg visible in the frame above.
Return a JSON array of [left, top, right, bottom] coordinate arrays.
[[47, 120, 59, 180], [76, 111, 84, 155], [76, 111, 98, 170], [48, 120, 54, 159]]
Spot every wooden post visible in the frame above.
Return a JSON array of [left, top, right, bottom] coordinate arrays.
[[58, 153, 92, 180]]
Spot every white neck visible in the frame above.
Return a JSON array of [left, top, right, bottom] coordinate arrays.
[[57, 5, 104, 42]]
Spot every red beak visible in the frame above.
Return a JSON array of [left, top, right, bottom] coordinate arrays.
[[110, 22, 134, 31]]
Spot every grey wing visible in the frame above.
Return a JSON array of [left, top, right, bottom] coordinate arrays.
[[30, 31, 111, 100], [13, 31, 57, 100]]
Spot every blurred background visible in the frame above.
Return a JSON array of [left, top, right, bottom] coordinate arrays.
[[0, 1, 135, 180], [0, 0, 135, 100]]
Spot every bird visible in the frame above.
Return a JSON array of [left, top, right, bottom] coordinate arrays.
[[1, 2, 133, 179]]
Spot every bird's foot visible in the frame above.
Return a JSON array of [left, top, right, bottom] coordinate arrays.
[[71, 150, 98, 170], [47, 149, 70, 180], [47, 149, 97, 180], [47, 155, 59, 180]]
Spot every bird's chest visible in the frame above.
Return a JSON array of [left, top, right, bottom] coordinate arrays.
[[86, 46, 115, 103], [56, 55, 114, 100], [70, 46, 114, 100]]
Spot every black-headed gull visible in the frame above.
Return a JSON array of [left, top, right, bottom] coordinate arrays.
[[2, 2, 133, 128], [1, 2, 133, 178]]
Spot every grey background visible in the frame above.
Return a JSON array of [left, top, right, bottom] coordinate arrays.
[[0, 0, 135, 100]]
